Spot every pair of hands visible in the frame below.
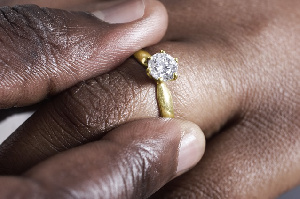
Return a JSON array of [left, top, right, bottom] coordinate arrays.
[[0, 0, 299, 198]]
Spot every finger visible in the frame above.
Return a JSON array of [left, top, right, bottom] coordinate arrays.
[[151, 107, 300, 198], [0, 0, 168, 108], [0, 119, 205, 199]]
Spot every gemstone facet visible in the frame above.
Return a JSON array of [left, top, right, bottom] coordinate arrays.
[[148, 52, 178, 81]]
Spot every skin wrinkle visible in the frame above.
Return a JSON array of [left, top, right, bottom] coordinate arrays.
[[40, 117, 71, 151], [89, 79, 126, 131], [10, 140, 49, 173], [11, 7, 49, 53], [87, 22, 141, 75], [96, 71, 139, 127], [0, 12, 30, 91], [0, 5, 62, 105], [117, 140, 167, 198], [51, 101, 93, 143], [34, 110, 75, 153], [62, 88, 97, 127], [13, 11, 55, 86], [47, 20, 93, 93], [48, 109, 82, 147], [120, 150, 143, 198], [35, 115, 60, 149], [26, 139, 50, 157], [30, 120, 58, 150], [113, 68, 142, 121]]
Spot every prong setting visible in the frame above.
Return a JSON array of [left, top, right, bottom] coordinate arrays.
[[172, 73, 178, 81], [160, 50, 166, 53], [158, 77, 164, 84], [142, 56, 151, 67], [146, 68, 152, 78]]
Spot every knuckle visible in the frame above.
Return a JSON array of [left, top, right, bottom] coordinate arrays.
[[0, 5, 66, 71], [0, 5, 65, 104], [51, 66, 143, 141], [0, 5, 98, 100], [40, 103, 85, 150]]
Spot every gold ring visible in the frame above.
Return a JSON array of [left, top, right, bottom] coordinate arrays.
[[133, 50, 178, 118]]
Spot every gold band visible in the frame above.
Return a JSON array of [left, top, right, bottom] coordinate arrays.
[[133, 50, 178, 118]]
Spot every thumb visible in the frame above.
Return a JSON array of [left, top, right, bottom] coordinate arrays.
[[20, 119, 205, 199], [0, 0, 167, 108]]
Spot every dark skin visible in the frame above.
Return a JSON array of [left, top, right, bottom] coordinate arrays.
[[0, 118, 205, 198], [0, 0, 299, 198]]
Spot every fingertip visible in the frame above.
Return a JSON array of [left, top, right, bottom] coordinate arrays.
[[176, 120, 206, 176], [106, 0, 168, 51], [142, 0, 168, 42]]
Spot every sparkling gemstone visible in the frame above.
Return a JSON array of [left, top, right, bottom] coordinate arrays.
[[148, 52, 178, 81]]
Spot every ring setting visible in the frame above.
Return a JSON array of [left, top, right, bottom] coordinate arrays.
[[147, 50, 178, 82], [134, 50, 178, 118]]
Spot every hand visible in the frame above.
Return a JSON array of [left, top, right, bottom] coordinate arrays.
[[1, 0, 299, 198], [0, 118, 205, 199]]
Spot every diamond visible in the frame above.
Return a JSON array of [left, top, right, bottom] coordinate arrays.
[[148, 52, 178, 81]]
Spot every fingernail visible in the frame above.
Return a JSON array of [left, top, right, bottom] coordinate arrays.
[[93, 0, 145, 24], [176, 123, 205, 175]]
